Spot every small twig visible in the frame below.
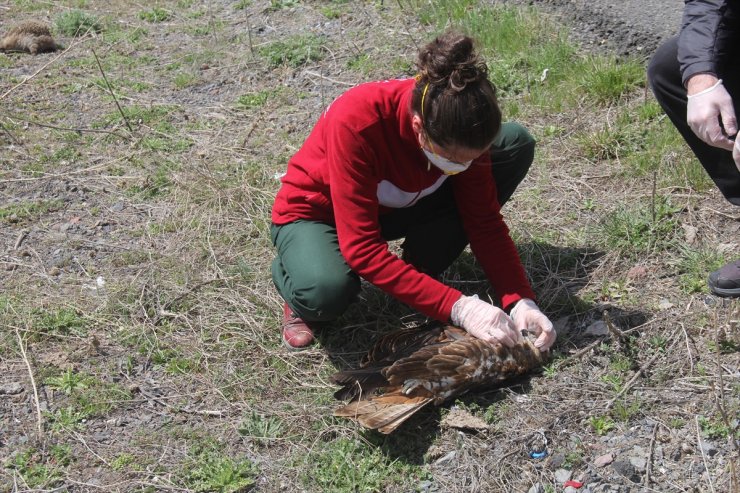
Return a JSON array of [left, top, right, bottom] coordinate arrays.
[[645, 422, 659, 487], [606, 347, 665, 410], [1, 111, 129, 138], [714, 330, 740, 455], [14, 229, 28, 250], [603, 310, 626, 352], [15, 327, 43, 435], [303, 70, 356, 87], [553, 338, 604, 370], [680, 322, 694, 374], [245, 10, 254, 55], [139, 389, 225, 417], [696, 415, 717, 493], [0, 119, 23, 146], [91, 47, 133, 133]]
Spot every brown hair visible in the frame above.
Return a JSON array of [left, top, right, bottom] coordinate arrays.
[[411, 31, 501, 150]]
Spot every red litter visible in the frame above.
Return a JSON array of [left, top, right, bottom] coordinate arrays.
[[563, 480, 584, 489]]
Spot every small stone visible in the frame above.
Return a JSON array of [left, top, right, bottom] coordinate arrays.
[[434, 450, 456, 466], [48, 267, 60, 276], [700, 441, 718, 457], [0, 382, 23, 395], [629, 455, 647, 471], [564, 488, 578, 493], [657, 299, 674, 310], [111, 202, 124, 212], [612, 460, 640, 482], [584, 320, 608, 336], [555, 468, 572, 483], [527, 484, 545, 493], [594, 453, 614, 467], [626, 265, 648, 279], [682, 224, 698, 244], [548, 452, 566, 469]]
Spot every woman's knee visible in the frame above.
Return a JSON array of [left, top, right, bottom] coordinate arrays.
[[499, 122, 536, 151], [290, 273, 361, 322]]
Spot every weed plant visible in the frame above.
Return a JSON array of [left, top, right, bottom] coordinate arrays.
[[2, 1, 737, 492]]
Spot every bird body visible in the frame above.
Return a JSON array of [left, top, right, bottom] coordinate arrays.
[[0, 21, 58, 54], [332, 324, 547, 434]]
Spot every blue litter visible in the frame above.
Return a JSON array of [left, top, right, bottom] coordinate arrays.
[[529, 450, 548, 459]]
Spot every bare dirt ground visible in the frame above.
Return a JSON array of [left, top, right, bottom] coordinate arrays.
[[1, 1, 738, 492], [502, 0, 683, 57]]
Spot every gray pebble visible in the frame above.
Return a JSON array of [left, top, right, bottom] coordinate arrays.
[[555, 468, 573, 483], [0, 382, 24, 395], [527, 484, 545, 493]]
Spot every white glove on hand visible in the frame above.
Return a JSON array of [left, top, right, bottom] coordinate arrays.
[[733, 138, 740, 173], [509, 298, 556, 351], [686, 78, 736, 151], [451, 295, 521, 347]]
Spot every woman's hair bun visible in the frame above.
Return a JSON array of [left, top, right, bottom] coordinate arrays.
[[416, 31, 488, 92]]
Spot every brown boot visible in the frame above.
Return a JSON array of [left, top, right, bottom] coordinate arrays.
[[282, 302, 315, 350]]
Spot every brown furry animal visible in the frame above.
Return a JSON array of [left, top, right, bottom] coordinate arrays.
[[0, 20, 58, 54], [332, 323, 548, 433]]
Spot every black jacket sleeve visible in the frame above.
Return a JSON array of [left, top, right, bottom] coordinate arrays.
[[678, 0, 728, 85]]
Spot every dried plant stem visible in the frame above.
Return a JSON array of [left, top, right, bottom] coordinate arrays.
[[91, 47, 133, 133], [15, 327, 43, 436], [1, 111, 129, 138], [696, 415, 717, 493]]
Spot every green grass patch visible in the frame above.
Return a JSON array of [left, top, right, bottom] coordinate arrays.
[[139, 7, 172, 23], [301, 437, 423, 492], [30, 307, 87, 340], [259, 34, 326, 68], [238, 411, 284, 444], [54, 10, 102, 36], [0, 199, 63, 223], [9, 447, 66, 489], [236, 88, 281, 109], [179, 442, 258, 493], [597, 196, 681, 255], [98, 104, 177, 128], [676, 245, 727, 294], [174, 72, 197, 89]]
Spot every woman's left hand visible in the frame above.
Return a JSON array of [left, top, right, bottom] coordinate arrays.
[[510, 299, 557, 351]]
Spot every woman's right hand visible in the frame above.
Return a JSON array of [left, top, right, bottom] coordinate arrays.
[[450, 295, 522, 347]]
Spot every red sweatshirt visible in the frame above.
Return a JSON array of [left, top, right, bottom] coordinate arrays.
[[272, 78, 535, 321]]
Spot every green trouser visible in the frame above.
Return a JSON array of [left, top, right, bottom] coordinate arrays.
[[271, 122, 535, 322]]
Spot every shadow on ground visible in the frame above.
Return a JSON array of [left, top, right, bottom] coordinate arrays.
[[317, 241, 651, 464]]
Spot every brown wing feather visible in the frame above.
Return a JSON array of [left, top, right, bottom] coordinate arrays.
[[332, 323, 548, 434]]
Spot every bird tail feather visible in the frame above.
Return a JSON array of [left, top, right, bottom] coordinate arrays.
[[333, 390, 432, 434]]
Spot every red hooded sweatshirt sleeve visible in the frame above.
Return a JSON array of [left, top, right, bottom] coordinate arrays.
[[271, 78, 535, 321]]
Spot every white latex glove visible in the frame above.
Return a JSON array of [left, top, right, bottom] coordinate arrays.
[[451, 295, 522, 347], [686, 77, 736, 151], [509, 299, 556, 351], [733, 138, 740, 173]]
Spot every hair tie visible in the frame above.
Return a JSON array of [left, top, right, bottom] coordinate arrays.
[[421, 82, 430, 120]]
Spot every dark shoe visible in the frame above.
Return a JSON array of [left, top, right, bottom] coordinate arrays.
[[708, 259, 740, 298], [282, 302, 315, 350]]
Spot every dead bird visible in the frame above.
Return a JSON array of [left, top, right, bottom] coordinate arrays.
[[331, 323, 548, 434], [0, 20, 59, 55]]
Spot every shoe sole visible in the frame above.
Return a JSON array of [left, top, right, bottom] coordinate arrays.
[[282, 335, 314, 351], [708, 285, 740, 298]]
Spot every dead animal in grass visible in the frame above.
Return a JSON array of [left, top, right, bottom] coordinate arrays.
[[0, 20, 59, 55], [331, 323, 548, 434]]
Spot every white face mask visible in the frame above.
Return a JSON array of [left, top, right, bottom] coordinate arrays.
[[422, 148, 472, 175]]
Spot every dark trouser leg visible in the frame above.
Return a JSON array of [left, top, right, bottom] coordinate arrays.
[[381, 122, 536, 276], [271, 221, 361, 322], [647, 36, 740, 206]]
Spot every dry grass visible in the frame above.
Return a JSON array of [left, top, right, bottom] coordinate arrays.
[[1, 1, 738, 492]]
